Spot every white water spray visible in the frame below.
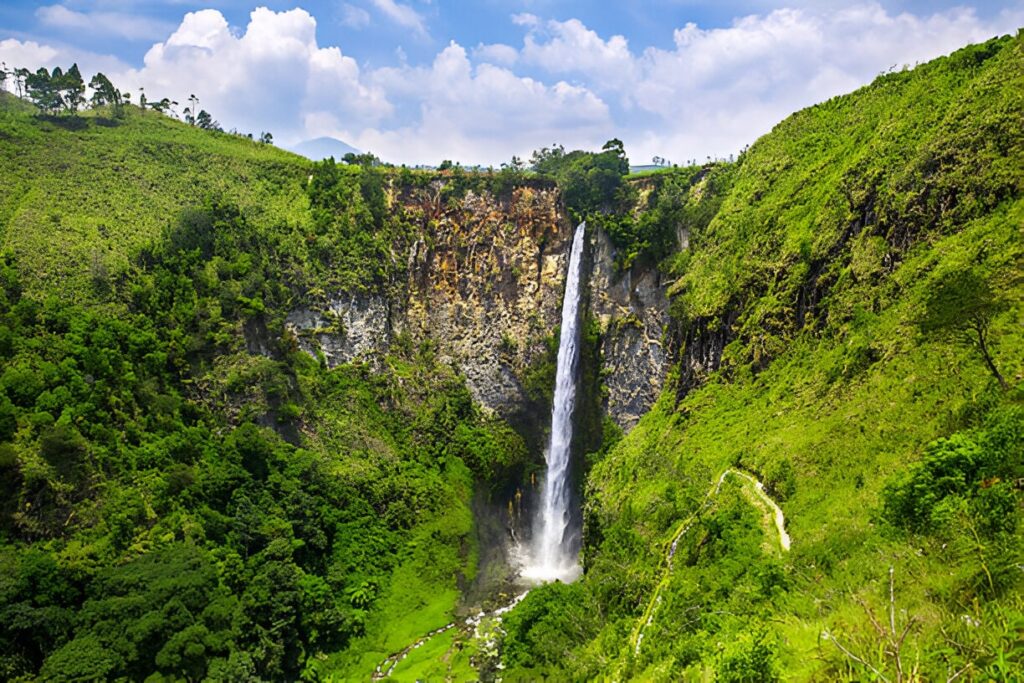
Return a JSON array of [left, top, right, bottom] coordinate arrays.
[[523, 222, 586, 583]]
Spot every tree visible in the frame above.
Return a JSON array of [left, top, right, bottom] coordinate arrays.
[[526, 139, 630, 219], [919, 268, 1009, 389], [187, 94, 199, 124], [18, 63, 88, 115], [530, 143, 566, 172], [195, 110, 219, 131], [37, 545, 231, 681], [25, 67, 61, 113], [149, 97, 174, 114], [0, 62, 8, 92], [39, 635, 120, 681], [602, 138, 628, 169], [59, 63, 85, 113], [14, 67, 30, 99], [342, 152, 381, 167], [50, 66, 64, 107], [259, 131, 273, 145], [88, 72, 123, 117]]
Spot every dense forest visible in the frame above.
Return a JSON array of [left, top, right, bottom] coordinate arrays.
[[1, 30, 1022, 682], [0, 82, 537, 679]]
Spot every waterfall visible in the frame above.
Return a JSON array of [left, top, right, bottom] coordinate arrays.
[[523, 222, 586, 583]]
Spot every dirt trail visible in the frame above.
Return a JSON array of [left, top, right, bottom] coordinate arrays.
[[629, 469, 791, 659]]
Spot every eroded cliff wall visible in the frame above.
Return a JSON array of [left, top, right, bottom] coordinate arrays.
[[588, 229, 672, 431], [287, 181, 572, 416], [286, 177, 676, 431]]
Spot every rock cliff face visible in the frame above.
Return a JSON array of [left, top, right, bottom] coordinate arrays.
[[401, 184, 573, 413], [286, 178, 675, 431], [588, 229, 672, 431], [287, 181, 573, 416], [285, 294, 391, 365]]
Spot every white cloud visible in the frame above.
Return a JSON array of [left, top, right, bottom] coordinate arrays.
[[123, 7, 390, 142], [0, 39, 59, 73], [515, 2, 1024, 164], [511, 13, 540, 28], [473, 42, 518, 66], [162, 9, 232, 50], [368, 0, 428, 39], [5, 2, 1023, 167], [339, 3, 371, 29], [519, 18, 636, 91], [0, 37, 129, 90], [344, 41, 611, 164], [75, 6, 605, 163], [36, 4, 175, 42]]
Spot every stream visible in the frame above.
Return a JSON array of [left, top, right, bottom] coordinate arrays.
[[372, 590, 530, 680]]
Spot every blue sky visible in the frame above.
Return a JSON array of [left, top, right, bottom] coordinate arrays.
[[2, 1, 1023, 164]]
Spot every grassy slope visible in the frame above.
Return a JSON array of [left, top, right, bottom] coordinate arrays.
[[544, 33, 1024, 681], [0, 96, 488, 680], [0, 93, 310, 301]]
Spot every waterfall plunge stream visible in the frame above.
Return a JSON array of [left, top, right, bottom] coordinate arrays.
[[522, 222, 586, 583]]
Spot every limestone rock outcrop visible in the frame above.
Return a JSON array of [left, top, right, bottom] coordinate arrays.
[[588, 229, 672, 431], [286, 177, 676, 430], [288, 181, 572, 416]]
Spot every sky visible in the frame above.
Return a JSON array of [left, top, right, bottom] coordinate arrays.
[[1, 1, 1022, 165]]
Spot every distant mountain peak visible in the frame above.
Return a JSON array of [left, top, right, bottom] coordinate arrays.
[[290, 137, 361, 161]]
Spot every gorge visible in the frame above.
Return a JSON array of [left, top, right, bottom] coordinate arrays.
[[0, 29, 1021, 683]]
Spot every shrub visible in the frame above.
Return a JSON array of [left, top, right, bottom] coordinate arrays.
[[882, 406, 1023, 535], [716, 627, 780, 682]]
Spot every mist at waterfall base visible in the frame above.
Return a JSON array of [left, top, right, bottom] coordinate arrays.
[[520, 223, 586, 584]]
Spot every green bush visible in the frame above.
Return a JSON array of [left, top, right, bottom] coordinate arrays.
[[881, 433, 984, 532], [501, 581, 600, 673], [881, 406, 1023, 535], [531, 139, 629, 219], [716, 627, 780, 683]]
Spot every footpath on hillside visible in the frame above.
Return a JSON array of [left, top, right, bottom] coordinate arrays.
[[630, 468, 792, 659], [373, 467, 792, 679]]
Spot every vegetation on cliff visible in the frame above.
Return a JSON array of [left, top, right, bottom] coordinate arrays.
[[0, 28, 1021, 683], [501, 32, 1023, 681]]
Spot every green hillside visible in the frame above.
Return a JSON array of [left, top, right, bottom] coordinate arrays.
[[0, 93, 525, 681], [0, 92, 310, 301], [504, 32, 1024, 681]]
